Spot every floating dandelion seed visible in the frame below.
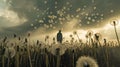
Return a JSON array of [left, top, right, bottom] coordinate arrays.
[[66, 2, 70, 5], [39, 20, 44, 23], [70, 5, 73, 7], [34, 27, 37, 29], [44, 1, 47, 4], [84, 5, 87, 8], [101, 14, 104, 16], [33, 7, 37, 10], [85, 13, 89, 16], [76, 56, 98, 67], [87, 21, 90, 24], [92, 0, 95, 3], [30, 24, 34, 27], [55, 6, 57, 8], [76, 15, 80, 18], [96, 13, 99, 16], [94, 16, 97, 19], [110, 10, 114, 13], [92, 19, 95, 22], [93, 6, 97, 10], [88, 17, 91, 20], [36, 8, 39, 11], [55, 1, 57, 4], [76, 8, 81, 12]]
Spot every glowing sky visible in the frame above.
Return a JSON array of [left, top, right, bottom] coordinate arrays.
[[0, 0, 120, 42]]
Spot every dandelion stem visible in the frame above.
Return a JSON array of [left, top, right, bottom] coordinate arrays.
[[114, 25, 120, 46], [72, 51, 75, 67], [2, 56, 4, 67], [7, 58, 9, 67], [45, 54, 49, 67], [56, 55, 61, 67], [16, 52, 19, 67], [27, 46, 32, 67]]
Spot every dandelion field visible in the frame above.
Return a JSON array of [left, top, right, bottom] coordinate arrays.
[[0, 32, 120, 67]]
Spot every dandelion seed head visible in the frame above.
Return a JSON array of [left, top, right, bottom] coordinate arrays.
[[73, 31, 77, 35], [76, 56, 98, 67], [4, 47, 16, 58], [50, 44, 67, 56]]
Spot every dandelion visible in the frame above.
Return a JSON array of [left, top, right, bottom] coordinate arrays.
[[25, 38, 28, 43], [94, 33, 102, 41], [28, 32, 31, 37], [70, 34, 73, 38], [73, 31, 81, 43], [103, 38, 107, 46], [85, 34, 89, 44], [87, 30, 93, 37], [3, 36, 7, 43], [71, 37, 75, 43], [94, 33, 102, 47], [6, 43, 15, 48], [76, 56, 98, 67], [13, 34, 17, 38], [45, 35, 50, 45], [110, 20, 120, 46], [50, 44, 66, 56], [4, 47, 16, 58], [53, 37, 56, 44], [86, 30, 94, 46], [18, 37, 21, 41], [16, 46, 19, 52], [36, 40, 39, 45], [49, 44, 66, 67]]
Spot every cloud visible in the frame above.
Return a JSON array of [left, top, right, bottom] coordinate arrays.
[[0, 9, 27, 28], [0, 0, 120, 40], [0, 0, 29, 34]]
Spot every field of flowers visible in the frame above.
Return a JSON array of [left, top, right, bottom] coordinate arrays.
[[0, 32, 120, 67]]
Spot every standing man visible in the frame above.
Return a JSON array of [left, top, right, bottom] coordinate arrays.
[[57, 30, 63, 43]]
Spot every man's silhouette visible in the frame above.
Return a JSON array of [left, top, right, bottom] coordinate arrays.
[[57, 30, 63, 43]]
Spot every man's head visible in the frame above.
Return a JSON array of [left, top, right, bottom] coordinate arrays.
[[59, 30, 61, 33]]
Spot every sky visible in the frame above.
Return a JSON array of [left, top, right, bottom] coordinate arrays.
[[0, 0, 120, 42]]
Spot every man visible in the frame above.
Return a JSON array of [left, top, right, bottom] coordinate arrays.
[[57, 30, 63, 43]]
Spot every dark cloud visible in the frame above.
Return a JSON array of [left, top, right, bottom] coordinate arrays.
[[0, 0, 120, 36]]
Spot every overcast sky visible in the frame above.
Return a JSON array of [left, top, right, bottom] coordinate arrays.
[[0, 0, 120, 42]]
